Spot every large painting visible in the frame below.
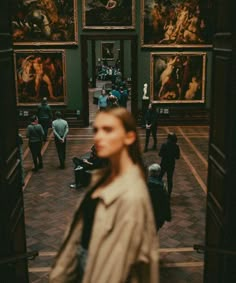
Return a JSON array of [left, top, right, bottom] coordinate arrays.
[[82, 0, 135, 29], [141, 0, 213, 48], [150, 52, 206, 103], [14, 50, 66, 106], [11, 0, 78, 45]]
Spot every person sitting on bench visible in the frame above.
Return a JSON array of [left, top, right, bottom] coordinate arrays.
[[70, 145, 105, 189]]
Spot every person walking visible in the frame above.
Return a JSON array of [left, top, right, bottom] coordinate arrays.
[[159, 132, 180, 197], [37, 96, 52, 141], [26, 115, 44, 172], [144, 103, 158, 152], [49, 107, 159, 283], [147, 163, 171, 230], [52, 111, 69, 169]]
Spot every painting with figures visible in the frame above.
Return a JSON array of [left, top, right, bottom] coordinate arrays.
[[11, 0, 78, 45], [14, 50, 66, 105], [82, 0, 135, 29], [141, 0, 213, 47], [150, 52, 206, 103]]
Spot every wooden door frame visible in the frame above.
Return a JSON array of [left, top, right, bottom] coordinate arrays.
[[81, 34, 138, 126]]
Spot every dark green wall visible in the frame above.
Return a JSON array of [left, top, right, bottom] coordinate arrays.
[[65, 48, 81, 110], [60, 0, 212, 112]]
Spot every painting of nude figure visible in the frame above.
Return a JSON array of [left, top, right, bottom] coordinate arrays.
[[14, 50, 66, 106], [141, 0, 213, 47], [82, 0, 135, 29], [150, 52, 206, 104], [11, 0, 78, 45]]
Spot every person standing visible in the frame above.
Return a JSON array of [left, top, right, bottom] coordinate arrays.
[[144, 103, 158, 152], [110, 84, 121, 104], [52, 111, 69, 169], [37, 97, 53, 141], [159, 132, 180, 197], [49, 107, 159, 283], [119, 86, 128, 108], [98, 88, 108, 111], [147, 163, 171, 231], [26, 115, 44, 172]]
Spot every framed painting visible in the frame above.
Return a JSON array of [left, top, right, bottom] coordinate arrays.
[[82, 0, 135, 29], [101, 42, 115, 60], [11, 0, 78, 46], [150, 52, 206, 104], [141, 0, 213, 48], [14, 50, 66, 106]]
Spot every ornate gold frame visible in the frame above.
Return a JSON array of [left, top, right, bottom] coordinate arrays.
[[150, 52, 206, 104], [82, 0, 135, 30], [11, 0, 78, 46], [14, 49, 67, 106], [141, 0, 213, 48]]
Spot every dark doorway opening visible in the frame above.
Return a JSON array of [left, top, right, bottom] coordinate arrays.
[[81, 34, 138, 126]]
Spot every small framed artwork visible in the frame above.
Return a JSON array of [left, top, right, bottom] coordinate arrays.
[[101, 42, 115, 60], [14, 50, 66, 106], [150, 52, 206, 104], [82, 0, 135, 30], [11, 0, 78, 46], [141, 0, 213, 48]]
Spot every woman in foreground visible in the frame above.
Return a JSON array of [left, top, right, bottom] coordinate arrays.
[[49, 107, 159, 283]]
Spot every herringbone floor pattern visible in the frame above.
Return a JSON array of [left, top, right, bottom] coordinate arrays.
[[20, 124, 209, 283]]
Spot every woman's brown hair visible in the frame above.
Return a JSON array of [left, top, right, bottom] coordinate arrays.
[[99, 107, 146, 179]]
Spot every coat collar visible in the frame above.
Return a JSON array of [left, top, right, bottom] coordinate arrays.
[[89, 165, 143, 206]]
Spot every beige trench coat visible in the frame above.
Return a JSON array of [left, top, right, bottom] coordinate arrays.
[[49, 165, 159, 283]]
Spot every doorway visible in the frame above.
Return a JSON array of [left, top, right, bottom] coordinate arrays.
[[81, 34, 138, 126]]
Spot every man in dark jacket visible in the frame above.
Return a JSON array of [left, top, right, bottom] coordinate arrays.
[[147, 163, 171, 230], [26, 115, 44, 172], [144, 103, 158, 152], [37, 97, 52, 141], [159, 132, 180, 197]]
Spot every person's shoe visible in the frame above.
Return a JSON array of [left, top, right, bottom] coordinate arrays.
[[75, 165, 83, 171], [32, 167, 38, 172], [38, 163, 43, 169], [70, 183, 82, 189]]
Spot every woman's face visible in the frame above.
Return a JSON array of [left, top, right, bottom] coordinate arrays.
[[93, 112, 133, 159]]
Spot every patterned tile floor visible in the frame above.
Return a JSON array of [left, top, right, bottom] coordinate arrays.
[[19, 124, 209, 283]]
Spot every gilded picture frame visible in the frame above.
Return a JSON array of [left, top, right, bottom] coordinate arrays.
[[14, 50, 67, 106], [150, 52, 206, 104], [11, 0, 78, 46], [141, 0, 213, 48], [82, 0, 135, 30], [101, 42, 115, 60]]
